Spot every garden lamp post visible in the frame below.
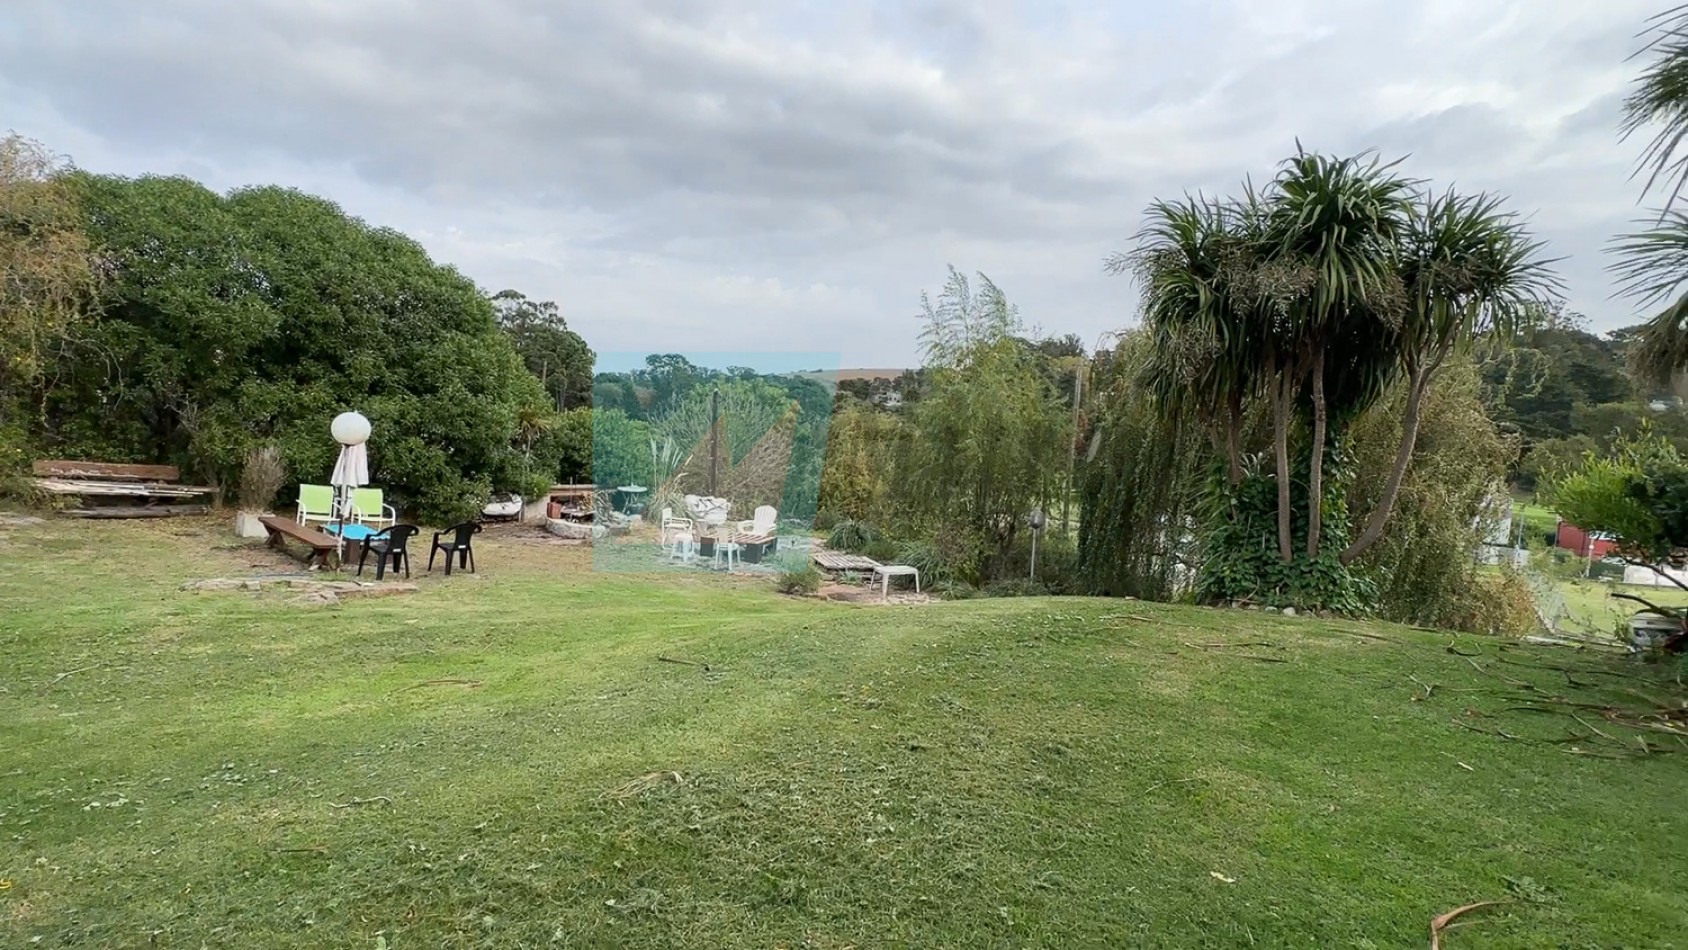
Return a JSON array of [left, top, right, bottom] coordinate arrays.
[[1028, 508, 1046, 581]]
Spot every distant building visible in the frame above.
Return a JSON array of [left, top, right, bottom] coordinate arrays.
[[1555, 522, 1619, 559]]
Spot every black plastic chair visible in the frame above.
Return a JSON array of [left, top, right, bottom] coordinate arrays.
[[358, 524, 419, 580], [429, 521, 482, 575]]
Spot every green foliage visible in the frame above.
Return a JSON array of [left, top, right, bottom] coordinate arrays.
[[893, 539, 959, 586], [492, 290, 593, 410], [774, 562, 822, 596], [25, 175, 548, 524], [1439, 567, 1542, 637], [591, 409, 654, 491], [1197, 457, 1375, 613], [534, 407, 593, 484], [0, 134, 98, 416], [897, 274, 1071, 579], [811, 510, 841, 532], [1348, 359, 1521, 631], [827, 519, 879, 554], [862, 539, 900, 564], [816, 403, 901, 523], [1545, 432, 1682, 562], [982, 577, 1049, 598], [1077, 331, 1206, 599]]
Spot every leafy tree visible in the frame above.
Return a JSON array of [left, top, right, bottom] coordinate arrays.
[[0, 133, 100, 427], [896, 269, 1072, 580], [1546, 431, 1688, 569], [590, 408, 652, 491], [32, 174, 549, 523], [492, 290, 593, 410]]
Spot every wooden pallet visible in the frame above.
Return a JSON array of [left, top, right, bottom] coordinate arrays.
[[811, 551, 884, 572]]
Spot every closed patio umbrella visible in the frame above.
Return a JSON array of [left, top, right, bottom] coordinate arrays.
[[329, 412, 371, 562]]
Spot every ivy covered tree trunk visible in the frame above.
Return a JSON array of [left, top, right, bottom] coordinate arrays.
[[1307, 347, 1328, 558], [1272, 375, 1294, 562]]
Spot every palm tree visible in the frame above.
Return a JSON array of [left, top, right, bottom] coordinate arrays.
[[1263, 150, 1414, 558], [1617, 6, 1688, 384], [1112, 193, 1266, 491], [1341, 190, 1557, 563], [1622, 5, 1688, 212]]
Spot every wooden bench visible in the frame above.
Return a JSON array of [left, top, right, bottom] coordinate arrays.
[[31, 460, 213, 518], [259, 515, 339, 569]]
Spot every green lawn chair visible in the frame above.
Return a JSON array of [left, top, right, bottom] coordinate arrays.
[[296, 484, 336, 526], [351, 487, 397, 529]]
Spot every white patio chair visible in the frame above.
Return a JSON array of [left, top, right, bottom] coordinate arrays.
[[736, 504, 778, 537]]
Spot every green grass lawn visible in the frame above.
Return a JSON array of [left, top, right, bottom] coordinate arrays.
[[4, 518, 1688, 947], [1512, 499, 1559, 546]]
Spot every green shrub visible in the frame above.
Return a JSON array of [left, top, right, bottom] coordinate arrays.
[[894, 539, 957, 585], [812, 509, 841, 532], [827, 519, 879, 553], [983, 577, 1050, 598], [864, 539, 900, 563], [1440, 567, 1540, 636], [775, 563, 822, 595], [930, 579, 980, 600]]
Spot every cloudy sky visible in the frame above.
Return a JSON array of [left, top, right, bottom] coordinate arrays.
[[0, 0, 1667, 365]]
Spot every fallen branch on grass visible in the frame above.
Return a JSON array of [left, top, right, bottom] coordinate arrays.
[[1192, 641, 1280, 650], [1445, 642, 1481, 657], [600, 771, 684, 800], [1143, 777, 1200, 793], [397, 678, 482, 692], [1410, 675, 1436, 702], [658, 656, 712, 672], [1180, 643, 1288, 663], [1430, 900, 1507, 949], [328, 796, 392, 808], [1450, 719, 1522, 741], [50, 666, 91, 685]]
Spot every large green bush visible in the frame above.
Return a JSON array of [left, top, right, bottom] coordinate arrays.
[[28, 175, 549, 524]]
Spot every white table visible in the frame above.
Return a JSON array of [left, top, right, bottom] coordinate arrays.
[[872, 564, 921, 599]]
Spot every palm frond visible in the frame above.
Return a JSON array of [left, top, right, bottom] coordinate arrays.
[[1623, 4, 1688, 211]]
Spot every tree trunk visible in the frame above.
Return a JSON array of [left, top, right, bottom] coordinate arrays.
[[1341, 364, 1429, 565], [1226, 391, 1244, 486], [1306, 347, 1327, 558], [1272, 374, 1294, 562]]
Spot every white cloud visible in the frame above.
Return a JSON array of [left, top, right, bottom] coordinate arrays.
[[0, 0, 1670, 363]]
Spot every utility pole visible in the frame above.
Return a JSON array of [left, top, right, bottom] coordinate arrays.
[[709, 388, 720, 496]]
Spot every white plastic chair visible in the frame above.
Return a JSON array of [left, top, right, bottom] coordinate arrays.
[[713, 533, 742, 571], [659, 506, 694, 546], [736, 505, 778, 537]]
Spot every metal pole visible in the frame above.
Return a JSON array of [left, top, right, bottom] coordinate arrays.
[[1030, 529, 1038, 581]]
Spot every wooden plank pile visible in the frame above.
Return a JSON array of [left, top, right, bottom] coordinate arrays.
[[31, 460, 214, 519]]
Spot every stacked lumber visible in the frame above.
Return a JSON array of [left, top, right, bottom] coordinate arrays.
[[31, 460, 214, 519]]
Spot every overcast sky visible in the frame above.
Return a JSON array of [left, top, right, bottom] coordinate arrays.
[[0, 0, 1667, 366]]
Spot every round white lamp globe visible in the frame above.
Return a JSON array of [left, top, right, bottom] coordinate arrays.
[[331, 411, 372, 446]]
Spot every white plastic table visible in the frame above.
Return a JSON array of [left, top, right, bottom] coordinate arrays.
[[872, 564, 921, 599]]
